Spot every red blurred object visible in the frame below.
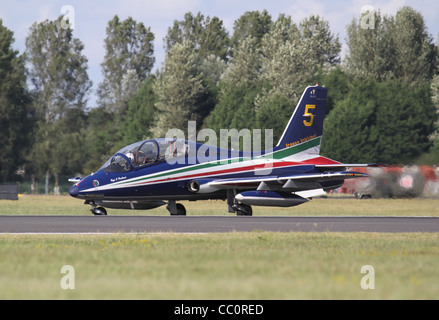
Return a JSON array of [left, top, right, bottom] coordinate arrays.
[[338, 166, 439, 198]]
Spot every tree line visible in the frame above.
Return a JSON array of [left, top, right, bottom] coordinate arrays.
[[0, 7, 438, 190]]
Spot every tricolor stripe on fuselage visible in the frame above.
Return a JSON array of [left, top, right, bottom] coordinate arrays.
[[81, 136, 340, 193]]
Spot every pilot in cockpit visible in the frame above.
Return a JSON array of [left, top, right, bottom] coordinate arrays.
[[168, 140, 189, 159], [126, 152, 136, 167], [168, 141, 178, 157]]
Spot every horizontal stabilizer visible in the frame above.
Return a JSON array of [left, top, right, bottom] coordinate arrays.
[[68, 177, 82, 184]]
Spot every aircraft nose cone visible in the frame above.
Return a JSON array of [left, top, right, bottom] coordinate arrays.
[[69, 185, 79, 197]]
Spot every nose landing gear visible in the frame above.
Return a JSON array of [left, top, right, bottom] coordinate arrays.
[[90, 204, 107, 216]]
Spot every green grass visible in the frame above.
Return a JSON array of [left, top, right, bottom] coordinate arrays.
[[1, 195, 438, 216], [1, 196, 439, 300], [0, 233, 438, 299]]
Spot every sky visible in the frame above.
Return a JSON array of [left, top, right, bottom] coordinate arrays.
[[1, 0, 439, 107]]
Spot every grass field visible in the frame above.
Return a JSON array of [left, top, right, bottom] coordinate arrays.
[[0, 195, 439, 300], [1, 194, 438, 216], [0, 233, 438, 299]]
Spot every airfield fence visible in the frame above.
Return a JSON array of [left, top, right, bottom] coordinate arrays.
[[1, 175, 73, 195]]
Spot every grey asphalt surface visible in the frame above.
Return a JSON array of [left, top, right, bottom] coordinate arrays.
[[1, 215, 439, 233]]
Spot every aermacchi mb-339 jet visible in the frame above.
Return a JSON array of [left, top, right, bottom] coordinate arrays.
[[69, 85, 379, 216]]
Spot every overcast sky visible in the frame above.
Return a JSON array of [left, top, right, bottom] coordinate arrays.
[[1, 0, 438, 107]]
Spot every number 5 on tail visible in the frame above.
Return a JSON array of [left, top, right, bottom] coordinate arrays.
[[303, 105, 316, 127]]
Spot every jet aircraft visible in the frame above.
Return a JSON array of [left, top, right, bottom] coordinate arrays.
[[69, 85, 378, 216]]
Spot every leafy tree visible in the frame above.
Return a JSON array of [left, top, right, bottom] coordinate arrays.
[[255, 93, 291, 144], [431, 74, 439, 138], [222, 36, 261, 87], [206, 36, 262, 134], [25, 17, 92, 190], [164, 12, 203, 52], [201, 16, 230, 61], [51, 108, 88, 175], [0, 20, 33, 182], [345, 7, 437, 83], [26, 18, 91, 124], [345, 10, 395, 81], [317, 67, 351, 115], [231, 10, 272, 49], [256, 14, 340, 136], [198, 54, 227, 87], [322, 79, 437, 164], [152, 41, 207, 137], [259, 14, 299, 65], [164, 12, 230, 131], [418, 74, 439, 164], [165, 12, 230, 61], [299, 15, 341, 68], [209, 13, 341, 144], [206, 82, 260, 135], [98, 15, 155, 113], [258, 14, 341, 105], [82, 107, 116, 174], [259, 15, 316, 105], [118, 76, 157, 147], [390, 7, 437, 83], [205, 14, 269, 137]]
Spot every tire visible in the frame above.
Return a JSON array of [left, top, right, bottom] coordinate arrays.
[[176, 203, 186, 216], [236, 204, 252, 216], [91, 207, 107, 216]]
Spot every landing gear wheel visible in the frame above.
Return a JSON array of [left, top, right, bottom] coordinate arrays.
[[235, 204, 253, 216], [167, 201, 186, 216], [91, 206, 107, 216], [176, 203, 186, 216]]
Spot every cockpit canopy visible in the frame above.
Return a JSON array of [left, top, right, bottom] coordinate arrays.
[[100, 139, 189, 172]]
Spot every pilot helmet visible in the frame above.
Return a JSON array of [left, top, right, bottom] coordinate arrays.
[[126, 152, 135, 162]]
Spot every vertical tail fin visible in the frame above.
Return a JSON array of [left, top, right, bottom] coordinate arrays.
[[275, 85, 327, 156]]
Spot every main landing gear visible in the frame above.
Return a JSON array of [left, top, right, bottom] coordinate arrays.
[[233, 203, 253, 216], [227, 190, 253, 216], [167, 200, 187, 216], [165, 199, 252, 216]]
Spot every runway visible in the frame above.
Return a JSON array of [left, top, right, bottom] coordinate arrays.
[[1, 215, 439, 233]]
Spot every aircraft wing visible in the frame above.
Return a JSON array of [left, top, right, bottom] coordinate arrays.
[[207, 171, 368, 192], [315, 163, 386, 168]]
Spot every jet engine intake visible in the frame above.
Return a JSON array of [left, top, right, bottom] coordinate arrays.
[[187, 180, 221, 194], [188, 180, 200, 193]]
